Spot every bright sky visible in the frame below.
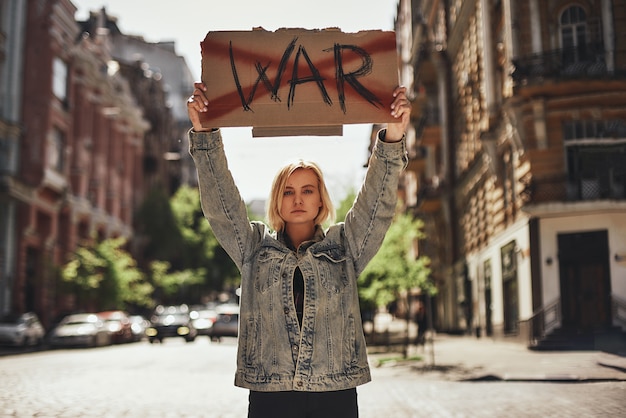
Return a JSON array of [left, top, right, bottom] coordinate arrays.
[[73, 0, 400, 203]]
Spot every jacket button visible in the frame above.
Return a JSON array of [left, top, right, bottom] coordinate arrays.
[[284, 307, 290, 314], [292, 345, 298, 352], [297, 381, 303, 387]]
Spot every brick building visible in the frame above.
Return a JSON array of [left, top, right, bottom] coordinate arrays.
[[395, 0, 626, 348], [78, 8, 196, 194], [0, 0, 28, 317], [5, 0, 149, 326]]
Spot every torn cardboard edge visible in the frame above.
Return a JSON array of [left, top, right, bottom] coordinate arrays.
[[200, 27, 398, 137]]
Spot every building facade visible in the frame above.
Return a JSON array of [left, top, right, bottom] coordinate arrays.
[[396, 0, 626, 348], [7, 0, 149, 325], [0, 0, 27, 316], [79, 8, 196, 193], [0, 1, 198, 326]]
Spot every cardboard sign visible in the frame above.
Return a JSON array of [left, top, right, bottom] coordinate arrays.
[[199, 28, 398, 137]]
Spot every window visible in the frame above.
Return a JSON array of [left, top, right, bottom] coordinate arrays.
[[566, 144, 625, 199], [563, 120, 626, 200], [560, 6, 588, 65], [52, 57, 68, 101], [563, 120, 626, 141], [49, 128, 65, 172]]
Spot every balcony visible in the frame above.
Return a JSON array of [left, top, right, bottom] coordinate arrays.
[[511, 43, 624, 85], [524, 173, 625, 203]]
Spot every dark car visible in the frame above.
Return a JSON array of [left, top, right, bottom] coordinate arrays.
[[211, 303, 239, 341], [98, 310, 133, 344], [146, 305, 197, 343]]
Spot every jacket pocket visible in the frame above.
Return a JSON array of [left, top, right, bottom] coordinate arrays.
[[243, 317, 258, 367], [343, 315, 357, 368], [312, 247, 349, 293], [254, 250, 284, 293]]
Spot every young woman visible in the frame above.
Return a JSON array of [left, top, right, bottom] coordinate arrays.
[[187, 82, 411, 418]]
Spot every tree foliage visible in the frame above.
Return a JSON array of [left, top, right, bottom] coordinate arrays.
[[148, 260, 206, 301], [135, 187, 185, 268], [60, 184, 242, 311], [359, 212, 434, 308], [60, 237, 154, 311], [168, 185, 239, 291], [136, 185, 239, 303], [335, 189, 357, 223]]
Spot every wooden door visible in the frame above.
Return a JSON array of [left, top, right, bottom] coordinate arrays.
[[558, 230, 611, 331]]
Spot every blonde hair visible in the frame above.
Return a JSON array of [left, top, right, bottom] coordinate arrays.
[[267, 160, 335, 232]]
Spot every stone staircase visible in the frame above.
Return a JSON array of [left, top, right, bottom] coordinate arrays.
[[530, 326, 626, 354]]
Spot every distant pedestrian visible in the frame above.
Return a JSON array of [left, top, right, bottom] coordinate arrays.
[[415, 300, 427, 347], [187, 81, 411, 418]]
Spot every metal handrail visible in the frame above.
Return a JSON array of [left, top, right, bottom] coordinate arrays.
[[612, 294, 626, 330], [527, 298, 561, 347]]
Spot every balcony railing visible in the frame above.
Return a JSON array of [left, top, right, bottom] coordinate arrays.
[[512, 43, 623, 84], [524, 174, 625, 203]]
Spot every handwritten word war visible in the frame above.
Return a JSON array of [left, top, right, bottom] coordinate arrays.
[[229, 37, 382, 114]]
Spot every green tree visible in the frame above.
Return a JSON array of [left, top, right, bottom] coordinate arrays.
[[61, 237, 154, 311], [359, 212, 433, 309], [135, 185, 239, 303], [358, 211, 434, 357], [169, 185, 239, 293], [135, 188, 185, 268], [149, 260, 206, 301], [334, 189, 357, 223], [169, 185, 215, 268]]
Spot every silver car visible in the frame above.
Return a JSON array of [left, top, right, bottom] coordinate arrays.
[[48, 313, 111, 348], [0, 312, 45, 347]]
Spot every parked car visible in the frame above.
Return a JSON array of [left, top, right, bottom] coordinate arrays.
[[0, 312, 45, 347], [98, 310, 133, 344], [211, 303, 240, 341], [190, 308, 218, 338], [129, 315, 149, 342], [146, 305, 197, 343], [48, 313, 111, 348]]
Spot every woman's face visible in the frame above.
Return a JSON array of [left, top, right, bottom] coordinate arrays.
[[279, 168, 322, 226]]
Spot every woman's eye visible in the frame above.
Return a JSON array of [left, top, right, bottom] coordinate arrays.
[[283, 190, 293, 196]]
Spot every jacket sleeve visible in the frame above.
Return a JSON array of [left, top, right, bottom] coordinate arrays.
[[188, 129, 257, 270], [344, 129, 408, 275]]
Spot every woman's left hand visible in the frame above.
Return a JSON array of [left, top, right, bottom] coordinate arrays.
[[385, 86, 411, 142]]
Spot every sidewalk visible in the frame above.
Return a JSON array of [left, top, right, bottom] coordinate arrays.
[[368, 332, 626, 383]]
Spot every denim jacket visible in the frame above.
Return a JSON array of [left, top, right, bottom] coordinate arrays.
[[189, 129, 407, 392]]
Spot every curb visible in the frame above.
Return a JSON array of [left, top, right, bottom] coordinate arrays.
[[462, 374, 626, 383]]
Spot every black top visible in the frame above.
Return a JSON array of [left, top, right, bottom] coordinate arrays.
[[293, 267, 304, 327]]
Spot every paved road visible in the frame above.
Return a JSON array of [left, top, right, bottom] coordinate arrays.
[[1, 338, 625, 417]]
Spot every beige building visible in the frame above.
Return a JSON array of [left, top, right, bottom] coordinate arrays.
[[395, 0, 626, 349]]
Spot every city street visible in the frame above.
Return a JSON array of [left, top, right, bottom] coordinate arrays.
[[1, 337, 625, 417]]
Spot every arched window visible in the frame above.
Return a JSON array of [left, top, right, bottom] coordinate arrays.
[[560, 5, 588, 65]]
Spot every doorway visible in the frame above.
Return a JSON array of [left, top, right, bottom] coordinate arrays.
[[501, 241, 519, 334], [558, 230, 612, 331]]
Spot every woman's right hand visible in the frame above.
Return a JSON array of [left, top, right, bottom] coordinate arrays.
[[187, 82, 214, 132]]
